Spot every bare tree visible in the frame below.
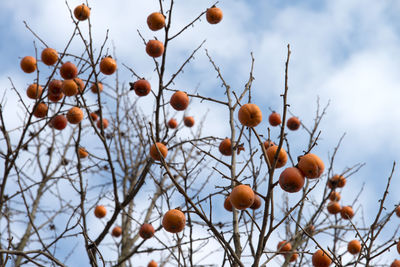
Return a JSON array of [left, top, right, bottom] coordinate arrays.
[[1, 1, 400, 267]]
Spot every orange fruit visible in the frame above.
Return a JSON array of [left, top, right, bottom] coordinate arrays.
[[297, 153, 325, 178], [111, 226, 122, 237], [74, 4, 90, 21], [347, 240, 361, 255], [340, 206, 354, 220], [224, 195, 233, 212], [66, 107, 84, 124], [219, 138, 232, 156], [41, 48, 58, 65], [312, 249, 331, 267], [20, 56, 37, 73], [146, 40, 164, 58], [183, 116, 195, 127], [327, 201, 341, 215], [100, 57, 117, 75], [268, 112, 281, 126], [139, 223, 155, 239], [33, 102, 48, 118], [250, 193, 262, 210], [60, 62, 78, 79], [26, 84, 43, 99], [147, 12, 165, 31], [206, 6, 223, 24], [167, 118, 178, 129], [78, 147, 88, 158], [327, 175, 346, 189], [62, 79, 78, 97], [90, 82, 103, 94], [96, 118, 109, 129], [238, 103, 262, 127], [230, 184, 255, 210], [150, 142, 168, 161], [50, 115, 67, 130], [162, 209, 186, 233], [170, 91, 189, 111], [329, 191, 341, 202], [133, 79, 151, 96], [287, 117, 300, 131], [279, 167, 305, 193], [266, 145, 287, 168], [94, 205, 106, 218]]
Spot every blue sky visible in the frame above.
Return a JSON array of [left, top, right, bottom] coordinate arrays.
[[2, 0, 400, 266]]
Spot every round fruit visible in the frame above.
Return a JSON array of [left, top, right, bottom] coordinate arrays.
[[147, 12, 165, 31], [224, 195, 233, 212], [219, 138, 232, 156], [90, 112, 98, 121], [48, 92, 64, 102], [146, 40, 164, 58], [148, 260, 158, 267], [62, 79, 78, 96], [287, 117, 301, 131], [170, 91, 189, 111], [396, 206, 400, 217], [327, 201, 341, 215], [162, 209, 186, 233], [263, 140, 275, 150], [297, 153, 325, 178], [206, 6, 223, 24], [238, 103, 262, 127], [329, 191, 341, 202], [312, 249, 331, 267], [20, 56, 37, 73], [289, 253, 298, 262], [78, 147, 88, 158], [60, 62, 78, 80], [347, 240, 361, 255], [49, 79, 63, 95], [33, 102, 48, 118], [266, 145, 288, 168], [341, 206, 354, 220], [279, 167, 305, 193], [26, 84, 43, 99], [327, 175, 346, 189], [74, 4, 90, 21], [96, 118, 109, 129], [74, 78, 85, 93], [100, 57, 117, 75], [268, 112, 281, 126], [94, 205, 106, 218], [397, 240, 400, 254], [183, 116, 195, 127], [111, 226, 122, 237], [277, 240, 292, 253], [90, 82, 103, 94], [150, 142, 168, 161], [41, 48, 58, 65], [139, 223, 155, 239], [250, 194, 262, 210], [230, 184, 255, 210], [133, 79, 151, 96], [67, 107, 83, 124], [50, 115, 67, 130], [167, 118, 178, 129], [391, 260, 400, 267]]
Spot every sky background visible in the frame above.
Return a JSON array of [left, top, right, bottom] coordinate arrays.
[[2, 0, 400, 266]]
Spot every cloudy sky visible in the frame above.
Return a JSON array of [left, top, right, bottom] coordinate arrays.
[[2, 0, 400, 266]]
